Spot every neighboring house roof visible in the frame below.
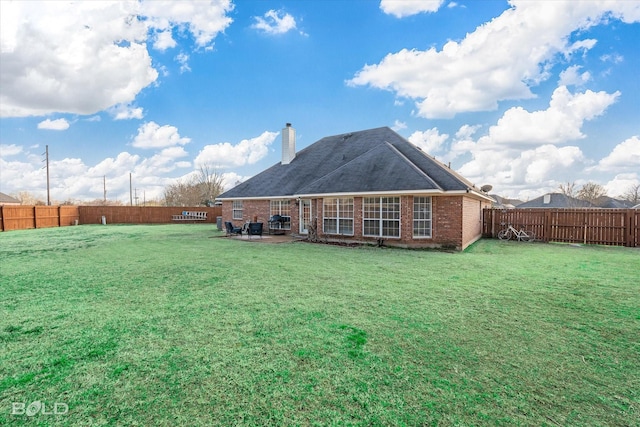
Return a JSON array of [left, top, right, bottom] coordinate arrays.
[[0, 191, 20, 205], [517, 193, 595, 208], [218, 127, 491, 200], [594, 196, 634, 208], [633, 203, 640, 209], [489, 194, 522, 208]]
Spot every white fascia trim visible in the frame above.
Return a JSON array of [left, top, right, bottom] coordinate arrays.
[[218, 189, 493, 201], [446, 190, 495, 202]]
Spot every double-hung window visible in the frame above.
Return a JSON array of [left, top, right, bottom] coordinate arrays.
[[413, 196, 432, 238], [232, 200, 243, 220], [363, 197, 400, 237], [323, 198, 354, 235]]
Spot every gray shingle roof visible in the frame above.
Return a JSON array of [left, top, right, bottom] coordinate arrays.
[[0, 192, 20, 204], [517, 193, 595, 208], [218, 127, 481, 199]]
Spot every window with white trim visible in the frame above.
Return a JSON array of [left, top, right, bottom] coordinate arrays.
[[363, 197, 400, 237], [413, 196, 432, 238], [323, 198, 354, 235], [270, 200, 291, 229], [232, 200, 243, 220]]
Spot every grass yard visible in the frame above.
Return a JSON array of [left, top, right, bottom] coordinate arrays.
[[1, 224, 638, 426]]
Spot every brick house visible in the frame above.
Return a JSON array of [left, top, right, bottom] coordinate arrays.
[[217, 124, 493, 250]]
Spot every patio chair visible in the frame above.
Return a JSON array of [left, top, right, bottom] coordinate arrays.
[[247, 222, 263, 239], [224, 221, 242, 237]]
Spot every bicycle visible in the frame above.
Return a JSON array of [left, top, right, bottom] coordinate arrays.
[[497, 224, 535, 242]]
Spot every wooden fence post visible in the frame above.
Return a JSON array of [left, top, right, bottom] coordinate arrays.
[[626, 209, 634, 247]]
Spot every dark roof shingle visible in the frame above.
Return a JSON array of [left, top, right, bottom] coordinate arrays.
[[218, 126, 479, 199]]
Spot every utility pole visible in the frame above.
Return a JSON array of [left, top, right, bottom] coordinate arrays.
[[103, 175, 107, 204], [129, 173, 133, 206], [42, 145, 51, 205]]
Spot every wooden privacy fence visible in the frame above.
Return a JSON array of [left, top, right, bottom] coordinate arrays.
[[0, 206, 222, 231], [0, 205, 80, 231], [78, 206, 222, 225], [483, 208, 640, 247]]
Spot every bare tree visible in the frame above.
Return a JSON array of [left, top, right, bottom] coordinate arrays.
[[577, 182, 607, 206], [164, 178, 201, 206], [195, 165, 225, 206], [557, 181, 579, 207], [163, 165, 224, 206], [558, 182, 577, 198], [622, 183, 640, 205], [16, 191, 46, 205]]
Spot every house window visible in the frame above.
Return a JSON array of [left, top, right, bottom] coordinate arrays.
[[270, 200, 291, 230], [413, 196, 432, 238], [232, 200, 243, 220], [363, 197, 400, 237], [323, 198, 354, 235]]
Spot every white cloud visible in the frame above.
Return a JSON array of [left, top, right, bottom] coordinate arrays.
[[408, 128, 448, 153], [0, 147, 180, 202], [604, 173, 640, 199], [88, 152, 141, 177], [0, 0, 234, 118], [0, 144, 23, 157], [349, 1, 639, 118], [175, 52, 191, 73], [140, 0, 234, 48], [137, 147, 190, 175], [220, 172, 250, 191], [252, 9, 300, 35], [195, 131, 278, 168], [600, 53, 624, 64], [558, 65, 591, 86], [132, 122, 191, 149], [0, 1, 157, 118], [446, 84, 621, 199], [37, 118, 70, 130], [380, 0, 445, 18], [458, 144, 586, 192], [392, 120, 407, 131], [110, 104, 145, 120], [595, 136, 640, 172], [153, 29, 177, 51], [483, 86, 619, 147]]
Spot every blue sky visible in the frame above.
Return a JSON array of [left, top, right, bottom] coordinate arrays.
[[1, 0, 639, 203]]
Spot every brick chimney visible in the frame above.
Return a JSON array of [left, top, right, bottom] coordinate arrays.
[[282, 123, 296, 165]]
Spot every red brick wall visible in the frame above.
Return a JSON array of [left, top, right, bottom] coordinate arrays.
[[222, 200, 272, 226], [461, 197, 491, 249], [223, 194, 488, 249], [431, 196, 463, 248]]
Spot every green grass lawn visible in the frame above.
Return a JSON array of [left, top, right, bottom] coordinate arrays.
[[1, 225, 638, 426]]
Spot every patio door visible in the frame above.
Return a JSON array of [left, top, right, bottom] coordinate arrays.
[[299, 199, 311, 234]]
